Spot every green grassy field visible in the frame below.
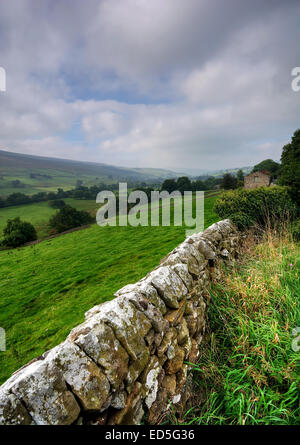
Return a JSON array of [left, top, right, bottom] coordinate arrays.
[[0, 169, 107, 196], [169, 228, 300, 425], [0, 195, 219, 384], [0, 198, 99, 239]]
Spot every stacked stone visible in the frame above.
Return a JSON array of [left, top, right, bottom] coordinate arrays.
[[0, 219, 240, 425]]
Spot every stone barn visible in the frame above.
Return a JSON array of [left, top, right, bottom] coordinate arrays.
[[244, 171, 271, 189]]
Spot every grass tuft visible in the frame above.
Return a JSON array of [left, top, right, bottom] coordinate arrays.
[[174, 225, 300, 425]]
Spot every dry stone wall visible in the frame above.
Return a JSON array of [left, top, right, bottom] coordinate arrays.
[[0, 219, 241, 425]]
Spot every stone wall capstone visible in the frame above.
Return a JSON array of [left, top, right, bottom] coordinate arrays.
[[0, 219, 241, 425]]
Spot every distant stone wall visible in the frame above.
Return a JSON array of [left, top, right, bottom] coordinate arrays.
[[0, 219, 241, 425]]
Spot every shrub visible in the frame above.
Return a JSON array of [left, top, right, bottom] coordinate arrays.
[[290, 220, 300, 241], [1, 217, 37, 247], [48, 199, 66, 209], [278, 129, 300, 203], [220, 173, 238, 190], [214, 186, 297, 230], [49, 205, 93, 233]]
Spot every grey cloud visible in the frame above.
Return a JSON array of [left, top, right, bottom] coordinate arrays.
[[0, 0, 299, 170]]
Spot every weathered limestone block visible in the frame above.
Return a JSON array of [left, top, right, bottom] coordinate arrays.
[[0, 390, 33, 425], [161, 374, 177, 397], [165, 346, 185, 375], [181, 336, 192, 359], [127, 348, 150, 389], [177, 241, 205, 266], [176, 364, 188, 393], [170, 263, 193, 291], [80, 297, 152, 390], [177, 318, 189, 345], [46, 341, 110, 412], [185, 309, 199, 337], [160, 255, 194, 290], [195, 239, 217, 260], [187, 279, 205, 301], [167, 243, 206, 277], [164, 298, 186, 326], [140, 356, 162, 409], [158, 354, 168, 367], [157, 328, 177, 357], [184, 300, 194, 315], [188, 338, 200, 363], [166, 342, 177, 360], [86, 297, 152, 360], [121, 292, 169, 333], [111, 391, 127, 410], [217, 219, 237, 236], [148, 266, 187, 308], [147, 369, 166, 424], [154, 332, 163, 348], [69, 319, 128, 390], [145, 328, 155, 347], [108, 382, 143, 425], [115, 281, 167, 315], [220, 248, 230, 257], [201, 222, 223, 244], [1, 359, 80, 425]]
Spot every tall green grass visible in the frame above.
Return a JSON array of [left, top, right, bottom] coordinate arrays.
[[172, 227, 300, 425]]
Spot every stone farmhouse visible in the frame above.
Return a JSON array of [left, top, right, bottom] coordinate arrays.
[[244, 171, 271, 189]]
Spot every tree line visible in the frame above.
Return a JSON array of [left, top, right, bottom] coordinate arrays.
[[0, 183, 120, 209]]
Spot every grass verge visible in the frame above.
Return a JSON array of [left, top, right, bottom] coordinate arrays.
[[173, 226, 300, 425]]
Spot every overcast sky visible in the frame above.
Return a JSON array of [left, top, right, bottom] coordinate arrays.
[[0, 0, 299, 170]]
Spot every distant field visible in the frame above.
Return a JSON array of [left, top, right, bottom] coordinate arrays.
[[0, 194, 219, 384], [0, 198, 99, 238], [0, 191, 218, 239], [0, 169, 108, 197]]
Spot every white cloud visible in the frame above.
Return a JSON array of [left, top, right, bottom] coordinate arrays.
[[0, 0, 299, 170]]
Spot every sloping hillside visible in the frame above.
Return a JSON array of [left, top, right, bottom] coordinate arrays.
[[0, 150, 178, 196]]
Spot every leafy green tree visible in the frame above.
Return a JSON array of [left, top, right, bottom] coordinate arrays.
[[49, 205, 93, 233], [48, 199, 66, 209], [11, 179, 24, 188], [237, 169, 244, 181], [1, 217, 37, 248], [192, 179, 206, 191], [6, 193, 31, 206], [161, 179, 177, 193], [176, 176, 192, 193], [221, 173, 237, 190], [279, 129, 300, 202], [252, 159, 280, 178]]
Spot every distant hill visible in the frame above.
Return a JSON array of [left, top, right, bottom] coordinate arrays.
[[0, 149, 177, 181], [174, 166, 253, 178], [0, 150, 178, 196], [208, 166, 253, 177], [0, 149, 253, 197]]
